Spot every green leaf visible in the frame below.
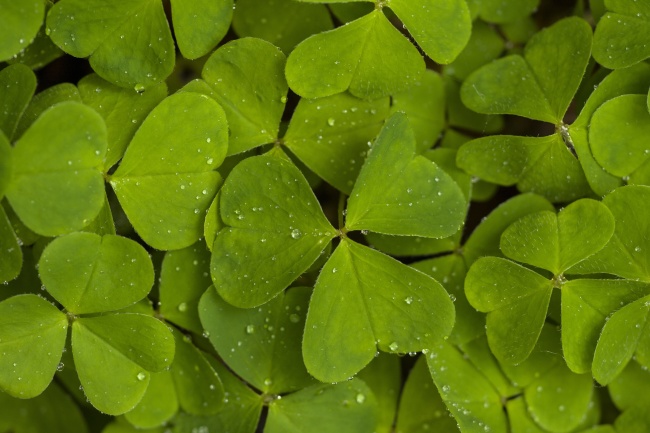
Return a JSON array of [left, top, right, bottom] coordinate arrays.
[[609, 360, 650, 410], [265, 379, 378, 433], [562, 279, 650, 373], [159, 243, 212, 334], [391, 70, 446, 153], [396, 356, 460, 433], [387, 0, 471, 64], [412, 255, 482, 346], [124, 371, 178, 429], [6, 101, 106, 236], [284, 92, 390, 194], [462, 17, 592, 123], [460, 335, 520, 398], [304, 239, 455, 382], [507, 397, 547, 433], [0, 295, 67, 399], [0, 135, 10, 201], [285, 10, 425, 99], [329, 3, 375, 23], [457, 134, 591, 202], [72, 313, 174, 415], [0, 205, 22, 283], [170, 0, 232, 59], [569, 185, 650, 281], [0, 64, 36, 140], [38, 232, 154, 314], [169, 328, 224, 415], [200, 286, 314, 394], [0, 382, 88, 433], [365, 231, 459, 258], [14, 83, 82, 141], [465, 257, 553, 364], [357, 354, 400, 433], [479, 0, 540, 23], [82, 193, 117, 236], [591, 95, 650, 177], [445, 21, 505, 82], [593, 0, 650, 69], [614, 407, 650, 433], [446, 76, 503, 134], [592, 294, 650, 385], [0, 0, 44, 61], [500, 199, 614, 274], [463, 193, 555, 266], [203, 191, 223, 252], [201, 38, 288, 155], [47, 0, 175, 89], [232, 0, 333, 54], [172, 357, 263, 433], [426, 341, 507, 433], [346, 113, 466, 237], [211, 152, 336, 308], [78, 74, 167, 170], [110, 92, 227, 250]]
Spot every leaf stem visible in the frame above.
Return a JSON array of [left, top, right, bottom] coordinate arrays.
[[337, 193, 347, 230]]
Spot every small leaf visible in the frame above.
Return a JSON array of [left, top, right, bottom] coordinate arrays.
[[211, 152, 336, 308], [569, 185, 650, 281], [591, 95, 650, 177], [169, 328, 224, 415], [232, 0, 333, 53], [203, 191, 223, 252], [304, 239, 455, 382], [357, 354, 401, 433], [479, 0, 540, 23], [0, 0, 44, 62], [461, 17, 592, 123], [614, 407, 650, 433], [38, 232, 154, 314], [592, 294, 650, 385], [6, 102, 107, 236], [124, 371, 178, 429], [609, 361, 650, 411], [0, 295, 68, 399], [72, 313, 175, 415], [159, 243, 212, 334], [500, 199, 614, 274], [426, 341, 508, 433], [265, 379, 378, 433], [170, 0, 232, 59], [47, 0, 174, 89], [0, 204, 22, 284], [284, 92, 390, 194], [445, 21, 505, 82], [346, 113, 466, 237], [562, 279, 650, 374], [0, 64, 36, 140], [200, 286, 314, 394], [78, 73, 167, 170], [387, 0, 471, 64], [465, 257, 553, 364], [201, 38, 288, 155], [593, 0, 650, 69], [285, 10, 424, 99], [110, 92, 227, 250]]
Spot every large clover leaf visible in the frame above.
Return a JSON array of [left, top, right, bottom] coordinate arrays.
[[109, 92, 228, 250], [0, 0, 44, 62]]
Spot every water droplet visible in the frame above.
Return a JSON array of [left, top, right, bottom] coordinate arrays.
[[246, 324, 255, 334], [264, 378, 272, 386], [327, 118, 336, 126], [289, 313, 300, 323], [137, 372, 146, 381], [56, 362, 64, 372], [177, 302, 187, 312], [405, 296, 413, 305], [134, 83, 145, 93], [389, 342, 399, 351], [280, 96, 287, 104], [291, 229, 302, 239], [356, 393, 365, 404]]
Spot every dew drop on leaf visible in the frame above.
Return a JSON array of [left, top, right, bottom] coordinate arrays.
[[137, 372, 146, 381]]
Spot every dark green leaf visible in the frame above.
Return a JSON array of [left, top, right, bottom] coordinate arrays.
[[14, 83, 81, 141], [0, 64, 36, 140], [0, 205, 22, 283], [357, 354, 400, 433], [609, 360, 650, 410], [445, 21, 505, 81], [479, 0, 540, 23], [614, 407, 650, 433]]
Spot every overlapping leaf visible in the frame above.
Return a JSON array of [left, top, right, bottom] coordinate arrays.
[[47, 0, 175, 89], [38, 232, 154, 314], [0, 0, 44, 62], [6, 102, 107, 236], [169, 0, 232, 59], [0, 64, 36, 140], [13, 83, 81, 140], [109, 92, 227, 250]]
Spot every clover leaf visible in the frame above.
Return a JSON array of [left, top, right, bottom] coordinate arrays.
[[211, 151, 337, 308], [478, 0, 539, 24], [0, 295, 68, 399], [200, 38, 288, 156], [304, 238, 455, 382], [38, 232, 154, 315], [6, 101, 107, 236], [169, 0, 232, 59], [109, 92, 228, 250], [124, 371, 177, 429], [593, 0, 650, 69], [285, 10, 425, 99], [0, 195, 22, 285], [0, 64, 36, 140], [0, 0, 44, 62]]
